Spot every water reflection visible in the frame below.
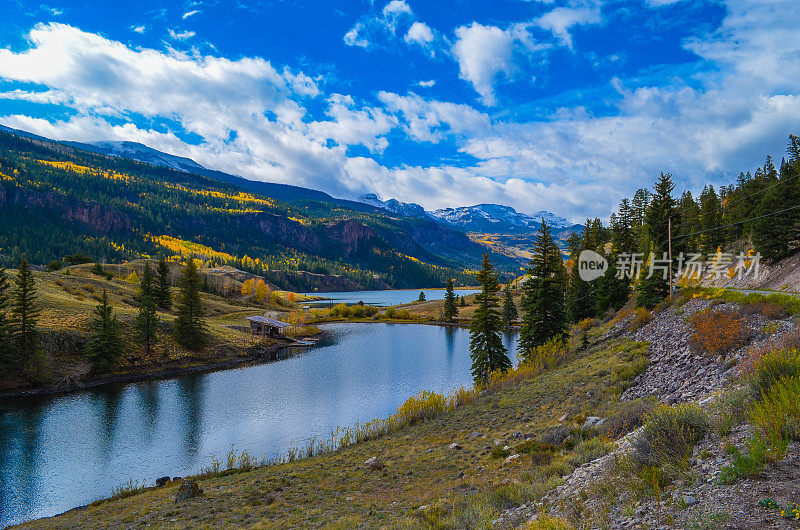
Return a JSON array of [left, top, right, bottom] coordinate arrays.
[[0, 323, 518, 526]]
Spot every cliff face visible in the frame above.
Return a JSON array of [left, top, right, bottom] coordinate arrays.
[[1, 183, 131, 233]]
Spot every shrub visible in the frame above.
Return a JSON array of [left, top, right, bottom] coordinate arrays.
[[689, 308, 750, 357], [711, 387, 751, 436], [750, 376, 800, 444], [520, 337, 571, 372], [394, 390, 448, 426], [576, 317, 599, 334], [520, 514, 572, 530], [46, 260, 62, 271], [746, 348, 800, 400], [630, 307, 652, 331], [632, 404, 709, 466], [601, 398, 658, 439], [717, 433, 774, 484], [541, 425, 571, 446]]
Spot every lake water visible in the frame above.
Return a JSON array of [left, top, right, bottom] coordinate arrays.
[[0, 323, 518, 527], [299, 288, 480, 307]]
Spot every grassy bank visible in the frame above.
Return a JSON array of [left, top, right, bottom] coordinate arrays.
[[0, 261, 315, 397], [23, 319, 652, 528]]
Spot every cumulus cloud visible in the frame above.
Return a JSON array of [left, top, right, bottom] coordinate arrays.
[[452, 23, 515, 106], [182, 10, 200, 19], [404, 21, 434, 46], [416, 80, 436, 88], [130, 25, 146, 34], [1, 0, 799, 223]]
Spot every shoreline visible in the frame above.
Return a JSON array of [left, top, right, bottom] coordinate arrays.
[[0, 319, 519, 401], [0, 338, 309, 401]]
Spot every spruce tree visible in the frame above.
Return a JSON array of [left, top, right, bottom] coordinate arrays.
[[11, 259, 39, 367], [519, 221, 567, 357], [594, 254, 630, 315], [638, 173, 677, 307], [139, 261, 154, 302], [418, 291, 426, 302], [155, 258, 172, 310], [85, 290, 124, 369], [134, 294, 159, 357], [753, 152, 800, 260], [174, 260, 207, 350], [443, 278, 459, 323], [501, 283, 518, 328], [469, 254, 510, 384], [0, 269, 12, 366]]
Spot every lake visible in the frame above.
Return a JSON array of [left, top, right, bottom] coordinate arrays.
[[0, 323, 518, 527], [298, 288, 481, 307]]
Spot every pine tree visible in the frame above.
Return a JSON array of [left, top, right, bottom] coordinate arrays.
[[699, 185, 722, 255], [11, 259, 39, 367], [519, 222, 567, 356], [174, 260, 207, 350], [155, 258, 172, 310], [418, 291, 426, 302], [753, 157, 800, 260], [501, 283, 517, 328], [443, 278, 459, 323], [134, 285, 160, 358], [566, 223, 596, 322], [469, 254, 510, 384], [0, 268, 12, 366], [85, 290, 124, 369]]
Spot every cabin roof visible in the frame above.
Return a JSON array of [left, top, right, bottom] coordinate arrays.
[[246, 315, 291, 328]]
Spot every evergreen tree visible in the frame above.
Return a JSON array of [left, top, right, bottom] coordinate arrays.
[[442, 278, 459, 323], [85, 290, 124, 369], [638, 173, 678, 307], [501, 283, 518, 328], [566, 223, 596, 322], [134, 294, 159, 357], [174, 260, 207, 350], [594, 254, 630, 315], [612, 198, 636, 255], [753, 157, 800, 260], [460, 295, 467, 307], [699, 185, 722, 254], [418, 291, 426, 302], [0, 269, 12, 366], [155, 258, 172, 310], [519, 222, 568, 356], [11, 259, 39, 366], [139, 261, 154, 302], [469, 254, 510, 384]]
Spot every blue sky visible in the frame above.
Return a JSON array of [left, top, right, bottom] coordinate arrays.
[[0, 0, 798, 221]]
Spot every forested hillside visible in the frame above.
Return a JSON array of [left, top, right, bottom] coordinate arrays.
[[559, 134, 800, 324], [0, 130, 509, 290]]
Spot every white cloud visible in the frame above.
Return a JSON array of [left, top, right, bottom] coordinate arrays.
[[452, 23, 515, 106], [130, 25, 146, 34], [182, 10, 200, 19], [404, 21, 434, 47], [343, 23, 369, 48], [2, 0, 800, 224], [416, 79, 436, 87], [167, 28, 196, 40], [534, 6, 601, 48]]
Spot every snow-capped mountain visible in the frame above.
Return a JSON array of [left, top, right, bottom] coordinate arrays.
[[359, 194, 429, 218], [429, 204, 574, 233], [358, 194, 575, 234]]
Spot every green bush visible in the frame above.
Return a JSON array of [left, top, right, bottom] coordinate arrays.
[[748, 349, 800, 400], [750, 376, 800, 444], [632, 404, 709, 466]]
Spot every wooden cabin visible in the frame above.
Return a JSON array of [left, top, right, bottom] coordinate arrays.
[[246, 315, 291, 337]]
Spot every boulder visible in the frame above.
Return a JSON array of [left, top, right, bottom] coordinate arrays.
[[503, 454, 521, 464], [175, 480, 204, 502], [583, 416, 602, 428], [155, 476, 170, 488], [448, 442, 462, 450], [364, 456, 384, 470]]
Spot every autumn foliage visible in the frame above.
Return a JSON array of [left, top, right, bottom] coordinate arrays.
[[690, 308, 750, 356]]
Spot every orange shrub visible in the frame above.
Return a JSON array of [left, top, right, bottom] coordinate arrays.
[[690, 308, 751, 356]]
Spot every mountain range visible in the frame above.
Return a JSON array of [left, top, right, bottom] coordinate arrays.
[[0, 124, 580, 287]]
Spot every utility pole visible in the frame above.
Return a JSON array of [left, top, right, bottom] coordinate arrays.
[[668, 217, 673, 296]]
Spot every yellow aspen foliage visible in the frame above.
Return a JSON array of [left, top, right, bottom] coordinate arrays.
[[125, 271, 139, 284], [241, 278, 255, 296], [254, 279, 271, 303]]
